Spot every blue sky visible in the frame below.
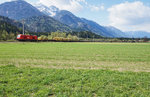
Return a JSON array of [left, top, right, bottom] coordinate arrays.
[[0, 0, 150, 32]]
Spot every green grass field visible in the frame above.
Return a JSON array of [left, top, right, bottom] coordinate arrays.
[[0, 42, 150, 97]]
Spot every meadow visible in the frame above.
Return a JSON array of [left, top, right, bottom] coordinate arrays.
[[0, 42, 150, 96]]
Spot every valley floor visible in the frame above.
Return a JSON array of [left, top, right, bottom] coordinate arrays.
[[0, 42, 150, 96]]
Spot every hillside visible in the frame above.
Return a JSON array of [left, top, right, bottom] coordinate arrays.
[[0, 18, 22, 40], [0, 0, 44, 20], [0, 20, 21, 33], [24, 15, 72, 32], [0, 15, 25, 28], [104, 26, 128, 38]]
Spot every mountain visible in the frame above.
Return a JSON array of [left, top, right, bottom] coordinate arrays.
[[0, 1, 126, 37], [35, 3, 59, 17], [24, 15, 72, 32], [36, 5, 125, 37], [36, 5, 89, 30], [53, 10, 88, 29], [1, 1, 147, 38], [0, 1, 73, 33], [0, 0, 44, 20], [104, 26, 128, 38], [125, 31, 150, 38], [53, 10, 128, 37], [80, 18, 117, 37]]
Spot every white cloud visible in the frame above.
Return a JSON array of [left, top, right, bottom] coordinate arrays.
[[108, 1, 150, 32], [90, 5, 105, 11], [0, 0, 13, 4], [38, 0, 105, 13], [38, 0, 85, 13]]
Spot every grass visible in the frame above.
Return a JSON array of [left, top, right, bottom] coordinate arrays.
[[0, 42, 150, 71], [0, 65, 150, 97], [0, 42, 150, 96]]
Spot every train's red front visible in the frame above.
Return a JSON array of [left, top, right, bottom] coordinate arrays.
[[17, 34, 37, 41]]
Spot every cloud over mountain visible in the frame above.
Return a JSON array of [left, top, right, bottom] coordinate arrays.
[[108, 1, 150, 32], [38, 0, 84, 13], [38, 0, 105, 13]]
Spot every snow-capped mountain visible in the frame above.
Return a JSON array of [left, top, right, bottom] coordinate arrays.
[[35, 3, 59, 17], [35, 4, 127, 37]]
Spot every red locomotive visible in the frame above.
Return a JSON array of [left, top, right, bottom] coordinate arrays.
[[17, 20, 38, 41], [17, 34, 38, 41]]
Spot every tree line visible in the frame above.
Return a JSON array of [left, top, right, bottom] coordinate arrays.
[[33, 31, 150, 42], [0, 21, 22, 41], [38, 32, 79, 41], [30, 31, 102, 40]]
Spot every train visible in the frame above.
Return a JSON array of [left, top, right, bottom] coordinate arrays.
[[17, 34, 38, 41], [17, 34, 79, 42]]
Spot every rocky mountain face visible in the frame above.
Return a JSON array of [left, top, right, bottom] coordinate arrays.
[[0, 0, 44, 20], [24, 15, 72, 32], [103, 26, 128, 38], [35, 3, 59, 17], [80, 18, 117, 37], [54, 10, 88, 29]]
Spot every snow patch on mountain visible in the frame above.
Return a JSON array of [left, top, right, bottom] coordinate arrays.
[[35, 3, 59, 17]]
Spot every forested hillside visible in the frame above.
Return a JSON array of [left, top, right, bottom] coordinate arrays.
[[0, 20, 22, 41]]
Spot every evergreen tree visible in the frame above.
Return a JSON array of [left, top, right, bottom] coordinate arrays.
[[9, 32, 15, 40], [0, 30, 2, 40]]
